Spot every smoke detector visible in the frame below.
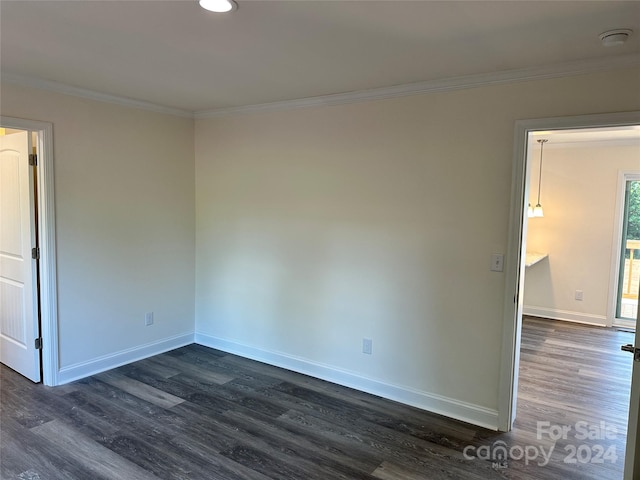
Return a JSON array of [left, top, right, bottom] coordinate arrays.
[[599, 29, 633, 47]]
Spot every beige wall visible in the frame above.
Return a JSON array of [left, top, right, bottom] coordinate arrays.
[[2, 66, 638, 427], [0, 83, 196, 371], [524, 141, 640, 324], [195, 67, 640, 425]]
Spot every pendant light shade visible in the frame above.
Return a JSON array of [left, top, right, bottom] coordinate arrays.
[[530, 139, 547, 218], [533, 204, 544, 217]]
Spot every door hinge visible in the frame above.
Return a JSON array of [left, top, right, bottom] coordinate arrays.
[[29, 153, 37, 166], [31, 247, 40, 260], [34, 338, 42, 350], [621, 344, 640, 362]]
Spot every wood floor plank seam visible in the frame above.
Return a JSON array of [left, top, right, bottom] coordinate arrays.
[[1, 316, 634, 480]]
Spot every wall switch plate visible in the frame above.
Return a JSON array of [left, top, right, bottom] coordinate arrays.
[[575, 290, 584, 301], [490, 253, 504, 272], [145, 312, 154, 326], [362, 338, 372, 355]]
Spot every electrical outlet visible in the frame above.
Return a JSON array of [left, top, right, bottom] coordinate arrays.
[[145, 312, 154, 326], [362, 338, 372, 355], [575, 290, 584, 301]]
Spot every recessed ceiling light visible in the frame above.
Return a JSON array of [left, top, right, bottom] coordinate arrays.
[[599, 29, 633, 47], [199, 0, 237, 13]]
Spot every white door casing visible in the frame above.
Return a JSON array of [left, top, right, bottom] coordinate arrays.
[[0, 116, 57, 387], [498, 110, 640, 478], [0, 130, 40, 382], [624, 292, 639, 480]]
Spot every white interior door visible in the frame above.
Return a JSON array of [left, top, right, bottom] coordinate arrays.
[[0, 130, 41, 382], [624, 298, 640, 479]]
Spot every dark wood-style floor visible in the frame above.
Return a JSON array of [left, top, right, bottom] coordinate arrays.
[[1, 317, 635, 479]]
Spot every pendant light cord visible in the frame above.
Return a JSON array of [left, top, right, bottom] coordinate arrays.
[[537, 139, 547, 205]]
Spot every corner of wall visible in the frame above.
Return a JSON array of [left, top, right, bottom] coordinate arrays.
[[194, 331, 500, 430], [56, 332, 194, 385]]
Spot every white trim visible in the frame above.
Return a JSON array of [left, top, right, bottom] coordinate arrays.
[[0, 116, 58, 386], [4, 54, 639, 120], [195, 332, 499, 430], [545, 138, 640, 149], [615, 317, 637, 330], [57, 333, 194, 385], [500, 111, 640, 432], [0, 73, 193, 119], [523, 307, 608, 327], [609, 171, 640, 327], [195, 54, 640, 118], [497, 116, 529, 432]]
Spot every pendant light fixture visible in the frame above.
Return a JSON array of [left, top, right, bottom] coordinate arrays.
[[532, 139, 547, 218]]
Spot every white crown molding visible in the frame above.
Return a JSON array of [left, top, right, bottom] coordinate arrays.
[[3, 53, 639, 120], [195, 53, 640, 119], [543, 137, 640, 148], [1, 72, 194, 118]]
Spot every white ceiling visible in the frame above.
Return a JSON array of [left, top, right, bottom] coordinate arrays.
[[1, 0, 639, 115]]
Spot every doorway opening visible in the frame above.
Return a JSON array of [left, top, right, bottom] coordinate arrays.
[[0, 127, 41, 382], [516, 124, 639, 476], [522, 126, 640, 329], [0, 116, 58, 386], [499, 111, 640, 478], [614, 175, 640, 325]]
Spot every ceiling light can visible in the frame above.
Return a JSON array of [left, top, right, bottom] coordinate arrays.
[[199, 0, 237, 13]]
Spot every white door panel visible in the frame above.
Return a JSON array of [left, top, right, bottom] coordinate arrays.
[[0, 130, 40, 382]]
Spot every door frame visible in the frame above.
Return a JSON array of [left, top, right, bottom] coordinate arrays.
[[498, 110, 640, 431], [625, 298, 640, 479], [1, 116, 58, 386], [610, 171, 640, 328]]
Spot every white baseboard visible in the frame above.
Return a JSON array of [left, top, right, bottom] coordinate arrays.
[[523, 306, 608, 327], [195, 332, 499, 430], [56, 333, 194, 385]]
